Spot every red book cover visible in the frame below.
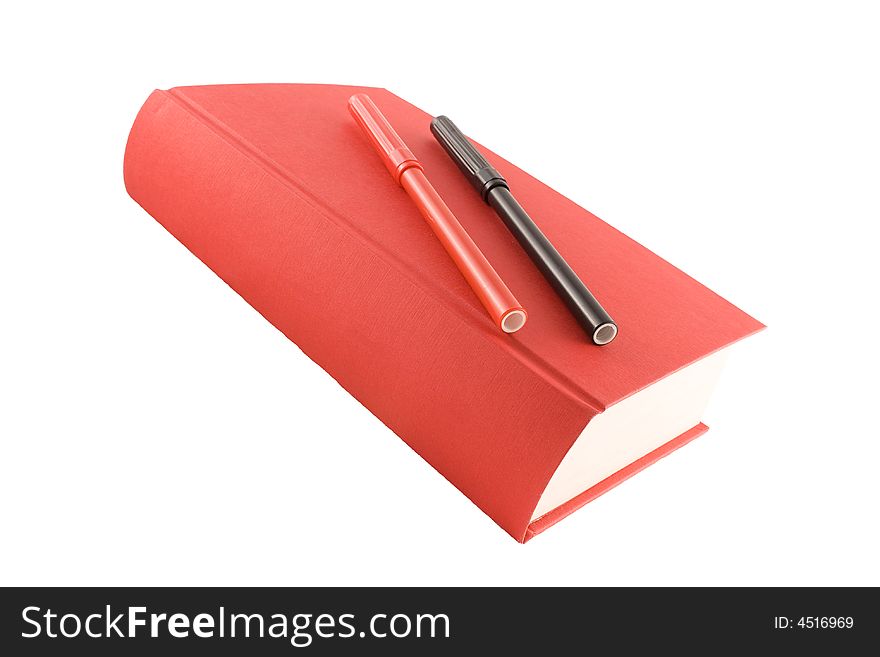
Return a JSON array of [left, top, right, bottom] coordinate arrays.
[[123, 84, 763, 542]]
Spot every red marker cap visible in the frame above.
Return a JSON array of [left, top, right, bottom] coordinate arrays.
[[348, 93, 424, 185]]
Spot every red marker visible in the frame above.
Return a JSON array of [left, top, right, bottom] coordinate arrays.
[[348, 93, 527, 334]]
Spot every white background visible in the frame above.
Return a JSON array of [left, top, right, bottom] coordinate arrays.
[[2, 1, 878, 586]]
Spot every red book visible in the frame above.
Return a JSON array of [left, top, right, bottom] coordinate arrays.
[[124, 84, 763, 542]]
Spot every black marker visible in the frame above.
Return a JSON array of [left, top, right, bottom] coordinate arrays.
[[430, 116, 617, 345]]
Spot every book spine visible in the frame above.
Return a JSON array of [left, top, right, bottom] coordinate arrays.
[[123, 91, 595, 541]]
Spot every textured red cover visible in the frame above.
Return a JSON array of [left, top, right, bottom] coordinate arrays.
[[123, 84, 763, 542]]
